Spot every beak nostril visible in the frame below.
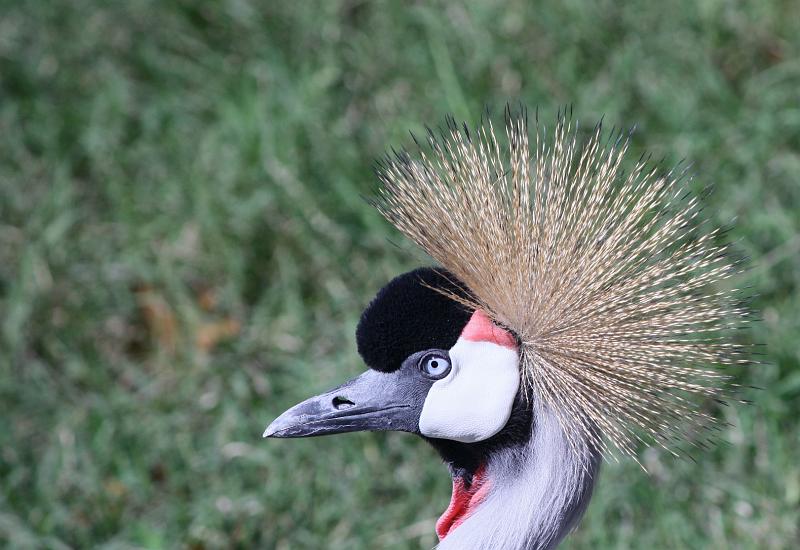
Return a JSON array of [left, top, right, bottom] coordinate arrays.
[[332, 396, 355, 410]]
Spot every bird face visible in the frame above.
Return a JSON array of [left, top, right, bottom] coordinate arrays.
[[264, 268, 520, 445]]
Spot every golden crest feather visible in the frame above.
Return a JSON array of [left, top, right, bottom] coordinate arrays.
[[374, 107, 750, 460]]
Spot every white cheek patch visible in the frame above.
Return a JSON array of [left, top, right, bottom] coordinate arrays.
[[418, 338, 520, 443]]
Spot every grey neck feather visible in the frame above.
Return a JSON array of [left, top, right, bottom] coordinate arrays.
[[437, 404, 602, 550]]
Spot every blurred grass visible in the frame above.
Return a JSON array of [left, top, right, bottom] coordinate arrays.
[[0, 1, 798, 548]]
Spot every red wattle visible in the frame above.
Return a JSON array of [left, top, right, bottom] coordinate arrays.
[[436, 464, 490, 540]]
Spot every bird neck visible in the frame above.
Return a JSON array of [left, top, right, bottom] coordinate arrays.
[[431, 404, 602, 550]]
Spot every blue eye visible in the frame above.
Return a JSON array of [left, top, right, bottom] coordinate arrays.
[[420, 353, 451, 379]]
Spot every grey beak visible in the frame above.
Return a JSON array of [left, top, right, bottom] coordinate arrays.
[[263, 369, 421, 438]]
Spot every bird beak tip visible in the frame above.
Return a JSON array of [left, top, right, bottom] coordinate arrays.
[[262, 421, 280, 438]]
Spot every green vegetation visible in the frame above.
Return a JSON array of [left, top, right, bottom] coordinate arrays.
[[1, 1, 798, 548]]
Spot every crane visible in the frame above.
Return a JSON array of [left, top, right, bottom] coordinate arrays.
[[264, 108, 748, 549]]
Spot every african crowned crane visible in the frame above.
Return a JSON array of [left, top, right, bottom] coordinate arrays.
[[265, 110, 748, 549]]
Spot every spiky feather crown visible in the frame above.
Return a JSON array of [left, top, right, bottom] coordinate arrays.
[[374, 108, 749, 461]]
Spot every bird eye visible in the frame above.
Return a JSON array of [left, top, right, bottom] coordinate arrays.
[[419, 352, 451, 379]]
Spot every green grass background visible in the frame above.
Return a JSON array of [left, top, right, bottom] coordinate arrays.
[[1, 1, 798, 548]]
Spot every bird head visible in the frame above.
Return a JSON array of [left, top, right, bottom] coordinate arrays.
[[264, 267, 524, 450]]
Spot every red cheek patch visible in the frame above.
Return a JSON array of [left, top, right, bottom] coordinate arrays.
[[460, 310, 517, 349]]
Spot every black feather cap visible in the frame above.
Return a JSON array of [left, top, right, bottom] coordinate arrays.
[[356, 268, 474, 372]]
